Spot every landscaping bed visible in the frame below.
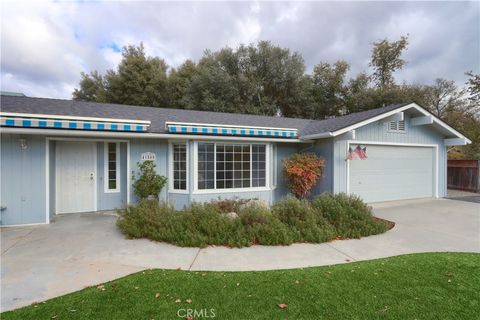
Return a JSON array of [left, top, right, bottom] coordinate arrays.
[[3, 253, 479, 320], [117, 193, 390, 248]]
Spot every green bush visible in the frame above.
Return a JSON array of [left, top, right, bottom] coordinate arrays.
[[117, 194, 390, 248], [272, 197, 335, 243], [132, 160, 167, 199], [208, 197, 251, 213], [312, 193, 388, 238], [238, 205, 292, 245]]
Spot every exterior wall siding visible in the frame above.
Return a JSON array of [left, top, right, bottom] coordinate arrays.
[[311, 139, 334, 196], [332, 113, 448, 198], [272, 143, 299, 202], [1, 134, 47, 225]]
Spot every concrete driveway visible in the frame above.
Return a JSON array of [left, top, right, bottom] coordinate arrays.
[[1, 199, 479, 311]]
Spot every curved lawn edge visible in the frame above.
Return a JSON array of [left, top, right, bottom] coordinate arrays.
[[3, 252, 479, 319]]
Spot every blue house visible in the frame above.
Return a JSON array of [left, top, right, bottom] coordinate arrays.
[[0, 94, 470, 226]]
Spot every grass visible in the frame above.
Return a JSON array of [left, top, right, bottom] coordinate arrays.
[[3, 253, 479, 320], [117, 194, 389, 247]]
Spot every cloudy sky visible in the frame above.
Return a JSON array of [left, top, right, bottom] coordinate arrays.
[[1, 1, 479, 99]]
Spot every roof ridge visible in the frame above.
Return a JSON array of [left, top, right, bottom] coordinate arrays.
[[1, 95, 312, 124]]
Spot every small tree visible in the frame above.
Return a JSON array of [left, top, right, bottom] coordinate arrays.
[[283, 153, 325, 199], [132, 160, 167, 199]]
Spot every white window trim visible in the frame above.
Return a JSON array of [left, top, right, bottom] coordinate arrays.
[[168, 141, 189, 194], [192, 141, 271, 194], [387, 120, 407, 134], [104, 142, 120, 193]]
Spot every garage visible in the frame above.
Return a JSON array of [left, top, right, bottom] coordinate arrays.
[[348, 144, 436, 203]]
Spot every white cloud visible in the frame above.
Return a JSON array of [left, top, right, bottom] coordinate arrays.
[[0, 1, 478, 99]]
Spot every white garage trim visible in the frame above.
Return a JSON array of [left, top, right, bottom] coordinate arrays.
[[345, 140, 439, 199]]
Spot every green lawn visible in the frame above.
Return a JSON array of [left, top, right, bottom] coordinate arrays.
[[3, 253, 479, 320]]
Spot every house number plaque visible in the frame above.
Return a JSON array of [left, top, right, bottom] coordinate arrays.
[[141, 152, 156, 161]]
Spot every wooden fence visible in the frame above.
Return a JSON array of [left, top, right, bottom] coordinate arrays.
[[447, 160, 480, 193]]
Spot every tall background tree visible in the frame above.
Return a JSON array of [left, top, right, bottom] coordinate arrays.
[[73, 37, 479, 159]]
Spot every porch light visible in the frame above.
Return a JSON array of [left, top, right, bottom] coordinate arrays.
[[19, 138, 27, 150]]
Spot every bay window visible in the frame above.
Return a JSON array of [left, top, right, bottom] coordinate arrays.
[[196, 142, 268, 191]]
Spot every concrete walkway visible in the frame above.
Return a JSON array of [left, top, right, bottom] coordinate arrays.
[[1, 198, 479, 311]]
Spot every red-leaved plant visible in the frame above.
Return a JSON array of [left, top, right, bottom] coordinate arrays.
[[283, 153, 325, 199]]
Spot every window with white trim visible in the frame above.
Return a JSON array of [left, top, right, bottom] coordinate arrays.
[[197, 142, 267, 190], [172, 142, 188, 190], [388, 120, 406, 132], [104, 142, 120, 192]]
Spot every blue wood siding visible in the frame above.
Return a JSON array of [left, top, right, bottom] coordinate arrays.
[[333, 113, 447, 198], [311, 139, 334, 196], [1, 134, 46, 225]]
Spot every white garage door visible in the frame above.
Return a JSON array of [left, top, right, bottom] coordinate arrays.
[[349, 145, 435, 203]]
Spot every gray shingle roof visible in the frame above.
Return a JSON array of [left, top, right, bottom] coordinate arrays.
[[300, 103, 410, 136], [0, 95, 410, 138]]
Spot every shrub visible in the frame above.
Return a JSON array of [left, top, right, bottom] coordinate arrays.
[[312, 193, 388, 238], [238, 205, 292, 245], [117, 194, 390, 248], [132, 160, 167, 199], [208, 197, 251, 213], [283, 153, 325, 199], [272, 197, 335, 243]]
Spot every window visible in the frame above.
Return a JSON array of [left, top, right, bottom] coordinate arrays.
[[172, 142, 188, 190], [196, 142, 268, 191], [388, 120, 406, 132], [197, 143, 215, 189], [104, 142, 120, 192]]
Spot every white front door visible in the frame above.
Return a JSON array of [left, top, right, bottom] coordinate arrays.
[[56, 141, 96, 214]]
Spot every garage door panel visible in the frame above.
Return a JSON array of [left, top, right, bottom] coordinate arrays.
[[349, 145, 434, 202]]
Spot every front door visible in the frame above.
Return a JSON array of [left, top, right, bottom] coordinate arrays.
[[56, 141, 96, 214]]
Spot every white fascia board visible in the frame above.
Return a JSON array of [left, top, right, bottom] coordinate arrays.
[[329, 103, 471, 143], [0, 112, 151, 125], [444, 138, 468, 146], [165, 121, 298, 131], [0, 127, 311, 143], [299, 131, 334, 140]]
